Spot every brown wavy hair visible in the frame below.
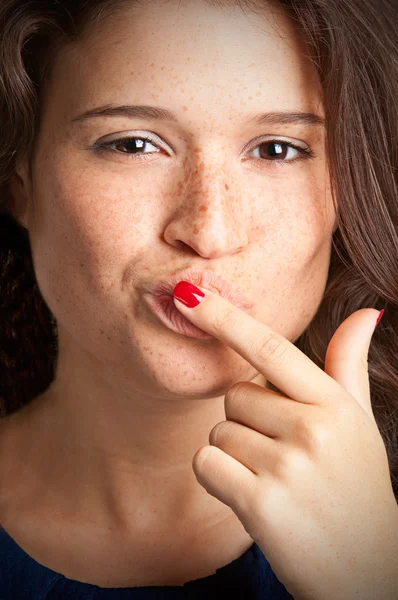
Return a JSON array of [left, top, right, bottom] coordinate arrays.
[[1, 0, 397, 499]]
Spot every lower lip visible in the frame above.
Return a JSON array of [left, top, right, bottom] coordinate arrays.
[[143, 293, 214, 340]]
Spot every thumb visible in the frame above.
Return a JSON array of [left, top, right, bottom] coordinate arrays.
[[324, 308, 383, 420]]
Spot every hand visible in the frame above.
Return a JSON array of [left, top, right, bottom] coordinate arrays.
[[173, 282, 398, 600]]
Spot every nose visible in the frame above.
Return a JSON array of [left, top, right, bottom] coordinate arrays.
[[163, 158, 249, 259]]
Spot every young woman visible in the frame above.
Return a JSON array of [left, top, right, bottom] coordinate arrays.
[[0, 0, 397, 598]]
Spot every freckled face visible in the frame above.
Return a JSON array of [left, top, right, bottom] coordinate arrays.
[[21, 0, 336, 399]]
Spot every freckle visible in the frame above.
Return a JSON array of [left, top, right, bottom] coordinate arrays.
[[182, 105, 188, 111], [150, 62, 155, 67], [248, 96, 252, 100], [225, 184, 229, 190], [193, 225, 199, 234]]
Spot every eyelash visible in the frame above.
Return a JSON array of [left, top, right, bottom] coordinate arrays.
[[93, 134, 315, 167]]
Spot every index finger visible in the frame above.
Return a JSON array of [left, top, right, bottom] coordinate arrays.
[[173, 281, 341, 405]]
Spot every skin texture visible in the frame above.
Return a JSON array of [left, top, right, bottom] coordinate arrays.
[[5, 0, 337, 587]]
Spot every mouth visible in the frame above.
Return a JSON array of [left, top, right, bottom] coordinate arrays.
[[145, 269, 254, 311], [143, 293, 214, 339], [142, 268, 253, 340]]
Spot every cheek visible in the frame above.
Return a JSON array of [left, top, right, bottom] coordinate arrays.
[[255, 196, 333, 271], [34, 160, 154, 263], [249, 171, 334, 329], [279, 179, 334, 334], [29, 167, 138, 315], [254, 232, 333, 351]]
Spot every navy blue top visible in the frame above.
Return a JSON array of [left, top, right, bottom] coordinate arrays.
[[0, 526, 294, 599]]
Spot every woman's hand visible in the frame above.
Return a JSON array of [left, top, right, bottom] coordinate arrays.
[[173, 282, 398, 600]]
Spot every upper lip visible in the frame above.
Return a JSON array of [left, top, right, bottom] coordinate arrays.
[[145, 268, 254, 311]]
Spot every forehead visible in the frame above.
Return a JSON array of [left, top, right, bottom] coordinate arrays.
[[42, 0, 323, 128]]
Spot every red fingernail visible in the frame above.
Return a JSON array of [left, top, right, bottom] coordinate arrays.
[[173, 281, 205, 308], [375, 309, 384, 328]]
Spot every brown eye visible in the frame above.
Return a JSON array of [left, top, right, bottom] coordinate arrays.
[[94, 134, 314, 166], [247, 139, 314, 167], [260, 142, 288, 159], [251, 141, 299, 161], [112, 136, 160, 156]]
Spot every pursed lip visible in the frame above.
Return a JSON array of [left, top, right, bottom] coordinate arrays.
[[143, 268, 254, 311]]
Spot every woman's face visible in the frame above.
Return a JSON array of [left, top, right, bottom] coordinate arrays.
[[13, 0, 336, 401]]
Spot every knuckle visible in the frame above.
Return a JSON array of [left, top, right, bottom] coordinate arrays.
[[316, 389, 334, 406], [249, 481, 283, 519], [225, 382, 248, 412], [209, 421, 235, 446], [212, 307, 236, 334], [254, 333, 287, 364], [293, 414, 313, 443], [309, 424, 331, 452], [294, 414, 331, 454], [274, 448, 308, 481]]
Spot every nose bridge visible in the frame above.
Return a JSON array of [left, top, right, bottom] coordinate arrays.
[[183, 132, 236, 208], [191, 147, 227, 202], [163, 137, 248, 258]]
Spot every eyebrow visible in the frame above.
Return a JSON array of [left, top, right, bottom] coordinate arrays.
[[71, 104, 325, 127]]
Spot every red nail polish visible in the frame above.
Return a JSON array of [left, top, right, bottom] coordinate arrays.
[[173, 281, 205, 308], [375, 309, 384, 328]]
